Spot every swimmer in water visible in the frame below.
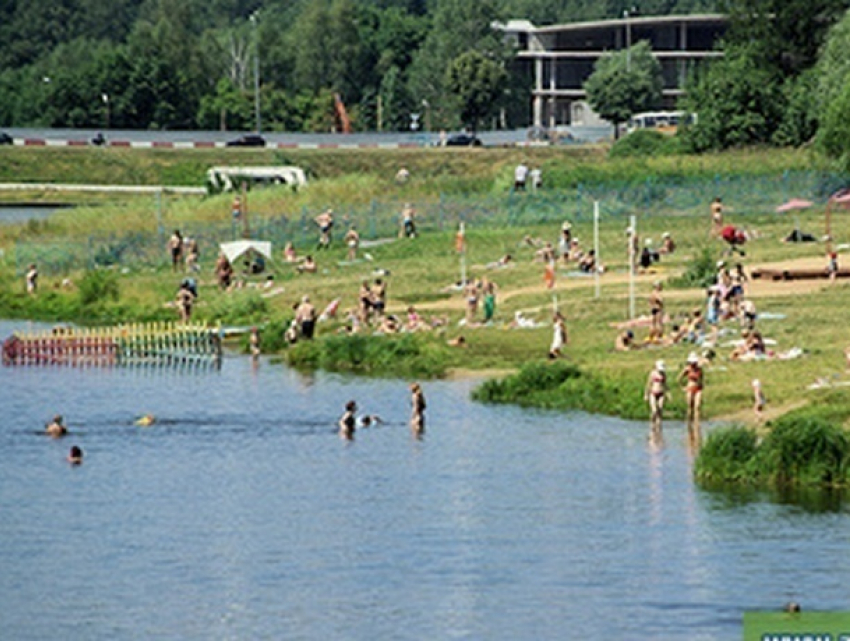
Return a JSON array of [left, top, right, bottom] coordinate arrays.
[[339, 400, 357, 440], [67, 445, 83, 465], [358, 414, 384, 428], [46, 415, 67, 438], [135, 414, 156, 427]]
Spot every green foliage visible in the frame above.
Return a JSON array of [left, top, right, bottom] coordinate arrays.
[[445, 50, 508, 132], [284, 333, 448, 378], [609, 129, 681, 158], [772, 71, 819, 148], [696, 407, 850, 488], [680, 49, 783, 152], [78, 269, 120, 307], [472, 360, 651, 420], [668, 246, 717, 290], [583, 41, 663, 130], [206, 290, 269, 325]]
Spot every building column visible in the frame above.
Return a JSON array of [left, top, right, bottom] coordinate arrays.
[[533, 57, 544, 128]]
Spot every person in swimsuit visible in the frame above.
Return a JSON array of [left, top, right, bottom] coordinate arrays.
[[358, 281, 373, 325], [410, 383, 426, 436], [315, 209, 334, 250], [46, 415, 67, 438], [679, 353, 704, 445], [339, 400, 357, 440], [344, 226, 360, 262], [644, 360, 668, 439], [464, 280, 479, 324], [648, 281, 664, 343], [26, 263, 38, 294], [295, 295, 317, 339], [752, 378, 766, 421], [168, 230, 184, 271], [372, 278, 387, 318], [67, 445, 83, 465], [710, 197, 724, 236]]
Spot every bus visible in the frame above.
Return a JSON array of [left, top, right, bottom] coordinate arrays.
[[626, 111, 696, 135]]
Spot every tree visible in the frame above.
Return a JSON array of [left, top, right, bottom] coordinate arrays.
[[678, 48, 783, 151], [583, 41, 663, 136], [445, 50, 507, 132]]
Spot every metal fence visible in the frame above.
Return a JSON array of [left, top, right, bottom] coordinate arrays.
[[16, 170, 850, 275]]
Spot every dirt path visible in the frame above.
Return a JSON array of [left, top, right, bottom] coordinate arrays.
[[415, 255, 835, 314]]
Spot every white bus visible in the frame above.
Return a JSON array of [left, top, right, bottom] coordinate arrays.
[[626, 111, 696, 134]]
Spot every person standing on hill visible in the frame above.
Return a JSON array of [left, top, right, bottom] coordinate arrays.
[[168, 230, 184, 271], [295, 295, 317, 339]]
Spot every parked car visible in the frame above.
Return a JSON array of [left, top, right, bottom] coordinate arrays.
[[445, 133, 482, 147], [0, 131, 13, 145], [226, 134, 266, 147]]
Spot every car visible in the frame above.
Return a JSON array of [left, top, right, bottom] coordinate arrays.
[[0, 131, 13, 145], [444, 133, 482, 147], [226, 134, 266, 147]]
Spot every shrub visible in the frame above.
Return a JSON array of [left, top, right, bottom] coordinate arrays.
[[694, 426, 759, 482], [609, 130, 681, 158], [668, 245, 717, 290], [78, 269, 120, 307]]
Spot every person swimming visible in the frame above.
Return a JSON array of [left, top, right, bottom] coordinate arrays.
[[135, 414, 156, 427], [46, 415, 67, 438], [339, 400, 357, 440], [67, 445, 83, 465]]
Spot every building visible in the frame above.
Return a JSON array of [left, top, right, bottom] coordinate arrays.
[[502, 14, 727, 129]]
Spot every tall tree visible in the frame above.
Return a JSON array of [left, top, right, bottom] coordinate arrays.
[[445, 50, 507, 132], [583, 41, 663, 136]]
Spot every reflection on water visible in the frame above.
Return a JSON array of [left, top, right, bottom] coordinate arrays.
[[699, 481, 847, 514], [1, 319, 849, 640], [0, 204, 68, 225]]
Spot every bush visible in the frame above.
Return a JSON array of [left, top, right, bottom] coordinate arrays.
[[78, 269, 120, 307], [609, 130, 682, 158], [694, 426, 759, 482], [668, 246, 717, 290], [285, 333, 448, 378]]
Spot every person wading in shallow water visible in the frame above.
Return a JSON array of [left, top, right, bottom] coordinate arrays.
[[644, 360, 668, 442], [679, 352, 704, 447], [409, 383, 426, 436]]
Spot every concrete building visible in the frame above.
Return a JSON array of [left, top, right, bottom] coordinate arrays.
[[501, 14, 727, 129]]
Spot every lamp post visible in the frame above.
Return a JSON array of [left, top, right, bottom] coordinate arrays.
[[250, 11, 261, 134]]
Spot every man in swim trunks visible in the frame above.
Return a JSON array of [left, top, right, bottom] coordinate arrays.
[[339, 400, 357, 440], [46, 415, 67, 438], [410, 382, 426, 436], [295, 295, 317, 339], [648, 281, 664, 343]]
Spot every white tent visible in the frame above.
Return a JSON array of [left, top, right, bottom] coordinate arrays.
[[219, 240, 273, 264]]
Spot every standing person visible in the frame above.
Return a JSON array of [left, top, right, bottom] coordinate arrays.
[[373, 278, 387, 318], [482, 279, 497, 323], [344, 226, 360, 262], [410, 383, 426, 436], [401, 203, 417, 238], [215, 253, 233, 290], [626, 227, 640, 273], [752, 379, 766, 421], [514, 160, 529, 191], [25, 263, 38, 295], [315, 209, 334, 250], [544, 259, 556, 290], [530, 166, 542, 190], [549, 311, 568, 359], [710, 197, 724, 237], [168, 230, 184, 271], [358, 280, 373, 325], [175, 282, 195, 323], [464, 279, 479, 324], [249, 326, 261, 358], [648, 281, 665, 343], [339, 400, 357, 440], [184, 236, 200, 272], [231, 196, 242, 221], [644, 360, 668, 439], [828, 251, 839, 283], [679, 353, 704, 445], [295, 295, 317, 339]]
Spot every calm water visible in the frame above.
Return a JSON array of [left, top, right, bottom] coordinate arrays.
[[1, 319, 848, 640], [0, 205, 64, 225]]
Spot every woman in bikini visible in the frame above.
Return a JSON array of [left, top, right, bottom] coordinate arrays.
[[644, 360, 668, 438], [679, 353, 704, 445]]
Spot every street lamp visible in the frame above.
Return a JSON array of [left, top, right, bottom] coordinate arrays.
[[250, 11, 261, 134]]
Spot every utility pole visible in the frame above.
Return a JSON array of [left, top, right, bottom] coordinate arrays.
[[250, 12, 261, 134]]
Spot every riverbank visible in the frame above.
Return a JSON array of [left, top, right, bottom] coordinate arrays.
[[1, 145, 849, 432]]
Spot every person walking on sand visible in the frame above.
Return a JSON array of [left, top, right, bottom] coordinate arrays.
[[679, 353, 704, 445], [339, 400, 357, 440], [549, 311, 568, 359], [410, 383, 426, 436], [645, 360, 669, 438]]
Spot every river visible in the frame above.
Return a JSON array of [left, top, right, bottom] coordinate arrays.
[[0, 319, 847, 640]]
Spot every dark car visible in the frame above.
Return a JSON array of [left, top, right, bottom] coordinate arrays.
[[445, 133, 482, 147], [0, 131, 13, 145], [226, 134, 266, 148]]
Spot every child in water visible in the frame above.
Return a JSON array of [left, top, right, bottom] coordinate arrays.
[[339, 400, 357, 440]]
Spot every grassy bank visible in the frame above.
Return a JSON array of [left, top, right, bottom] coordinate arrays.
[[2, 144, 850, 435], [695, 397, 850, 488]]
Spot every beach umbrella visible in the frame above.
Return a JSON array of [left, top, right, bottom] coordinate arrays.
[[775, 198, 814, 213]]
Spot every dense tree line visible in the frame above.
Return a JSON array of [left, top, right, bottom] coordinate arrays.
[[0, 0, 716, 132]]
